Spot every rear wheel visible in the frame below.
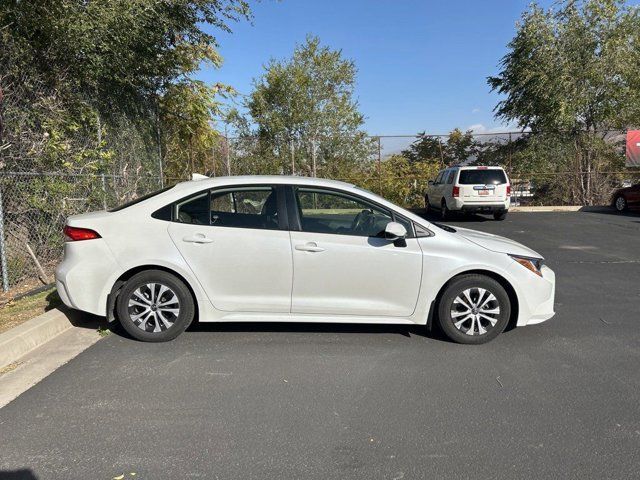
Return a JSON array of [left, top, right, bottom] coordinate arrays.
[[116, 270, 195, 342], [614, 195, 627, 212], [493, 210, 508, 221], [437, 274, 511, 345]]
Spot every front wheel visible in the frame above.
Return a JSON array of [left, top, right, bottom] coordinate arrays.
[[424, 195, 431, 214], [614, 195, 627, 212], [116, 270, 195, 342], [437, 274, 511, 344]]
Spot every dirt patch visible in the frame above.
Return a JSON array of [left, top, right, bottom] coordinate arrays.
[[0, 288, 62, 334]]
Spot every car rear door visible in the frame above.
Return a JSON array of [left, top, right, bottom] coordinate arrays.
[[287, 186, 423, 317], [458, 168, 508, 203], [167, 185, 293, 313], [430, 170, 445, 206]]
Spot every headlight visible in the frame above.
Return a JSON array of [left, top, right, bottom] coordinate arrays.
[[509, 254, 544, 277]]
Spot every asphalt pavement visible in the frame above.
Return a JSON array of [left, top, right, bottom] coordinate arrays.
[[1, 210, 639, 480]]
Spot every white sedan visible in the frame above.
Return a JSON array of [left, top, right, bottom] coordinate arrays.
[[55, 176, 555, 344]]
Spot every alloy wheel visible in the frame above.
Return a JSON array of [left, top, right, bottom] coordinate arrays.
[[450, 287, 501, 336], [615, 196, 627, 212], [128, 283, 181, 333]]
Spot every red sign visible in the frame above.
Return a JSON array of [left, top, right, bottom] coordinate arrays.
[[626, 130, 640, 167]]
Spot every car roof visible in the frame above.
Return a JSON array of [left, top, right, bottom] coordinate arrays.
[[171, 175, 355, 192]]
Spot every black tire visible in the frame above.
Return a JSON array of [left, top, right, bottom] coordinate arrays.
[[424, 195, 431, 214], [441, 200, 450, 220], [493, 210, 508, 221], [614, 195, 627, 212], [116, 270, 195, 342], [437, 274, 511, 345]]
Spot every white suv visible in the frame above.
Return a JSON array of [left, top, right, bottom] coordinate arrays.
[[425, 166, 511, 220]]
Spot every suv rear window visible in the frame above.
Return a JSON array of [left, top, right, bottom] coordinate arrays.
[[458, 169, 507, 185]]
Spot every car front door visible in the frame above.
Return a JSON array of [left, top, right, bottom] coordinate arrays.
[[288, 186, 423, 318], [167, 185, 293, 313]]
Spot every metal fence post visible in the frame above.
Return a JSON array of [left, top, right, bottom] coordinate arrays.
[[0, 187, 10, 292], [311, 139, 317, 177], [377, 136, 382, 194], [290, 139, 295, 175], [225, 136, 231, 176], [101, 173, 107, 210]]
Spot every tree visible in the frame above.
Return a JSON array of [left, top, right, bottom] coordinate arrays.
[[402, 129, 479, 166], [243, 35, 374, 177], [488, 0, 640, 204], [0, 0, 251, 178]]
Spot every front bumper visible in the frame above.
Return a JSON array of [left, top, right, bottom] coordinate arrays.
[[509, 263, 556, 327]]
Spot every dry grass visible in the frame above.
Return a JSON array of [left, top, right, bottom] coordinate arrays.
[[0, 288, 62, 335]]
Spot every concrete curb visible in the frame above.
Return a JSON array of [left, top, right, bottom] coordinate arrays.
[[0, 308, 73, 369], [511, 205, 610, 213]]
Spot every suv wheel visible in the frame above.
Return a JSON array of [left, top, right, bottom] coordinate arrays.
[[116, 270, 195, 342], [437, 274, 511, 344], [493, 210, 508, 221], [441, 200, 449, 220]]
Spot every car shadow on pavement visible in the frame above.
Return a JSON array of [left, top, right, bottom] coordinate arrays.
[[0, 469, 38, 480], [60, 305, 110, 332], [185, 320, 453, 342]]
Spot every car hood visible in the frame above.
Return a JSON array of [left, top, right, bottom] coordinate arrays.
[[454, 226, 543, 258]]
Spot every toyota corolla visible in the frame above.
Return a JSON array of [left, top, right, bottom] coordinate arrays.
[[55, 175, 555, 344]]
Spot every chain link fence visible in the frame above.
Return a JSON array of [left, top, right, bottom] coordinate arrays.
[[1, 131, 638, 294], [0, 172, 170, 292]]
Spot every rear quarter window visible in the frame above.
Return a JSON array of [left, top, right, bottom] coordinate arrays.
[[458, 170, 507, 185]]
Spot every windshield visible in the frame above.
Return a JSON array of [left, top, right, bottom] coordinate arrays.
[[458, 169, 507, 185]]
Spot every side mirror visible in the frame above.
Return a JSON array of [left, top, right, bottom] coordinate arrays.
[[384, 222, 407, 241], [428, 180, 434, 186]]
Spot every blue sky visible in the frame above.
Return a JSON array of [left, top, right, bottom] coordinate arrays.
[[197, 0, 556, 136]]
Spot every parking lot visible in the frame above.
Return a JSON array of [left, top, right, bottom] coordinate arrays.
[[1, 210, 639, 479]]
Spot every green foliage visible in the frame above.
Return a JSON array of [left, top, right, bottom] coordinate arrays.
[[361, 155, 439, 208], [1, 0, 250, 115], [0, 0, 251, 179], [161, 81, 233, 179]]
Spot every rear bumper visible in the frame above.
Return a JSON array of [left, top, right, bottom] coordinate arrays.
[[460, 204, 508, 213], [449, 197, 510, 212], [54, 239, 121, 316]]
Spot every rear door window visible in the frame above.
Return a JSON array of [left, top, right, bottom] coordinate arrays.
[[175, 187, 280, 230], [446, 171, 455, 184], [458, 169, 507, 185]]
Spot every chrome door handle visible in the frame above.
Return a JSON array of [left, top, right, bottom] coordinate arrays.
[[183, 233, 213, 244], [295, 242, 325, 253]]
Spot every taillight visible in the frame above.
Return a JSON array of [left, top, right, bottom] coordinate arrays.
[[452, 186, 460, 198], [506, 184, 511, 196], [63, 225, 101, 241]]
